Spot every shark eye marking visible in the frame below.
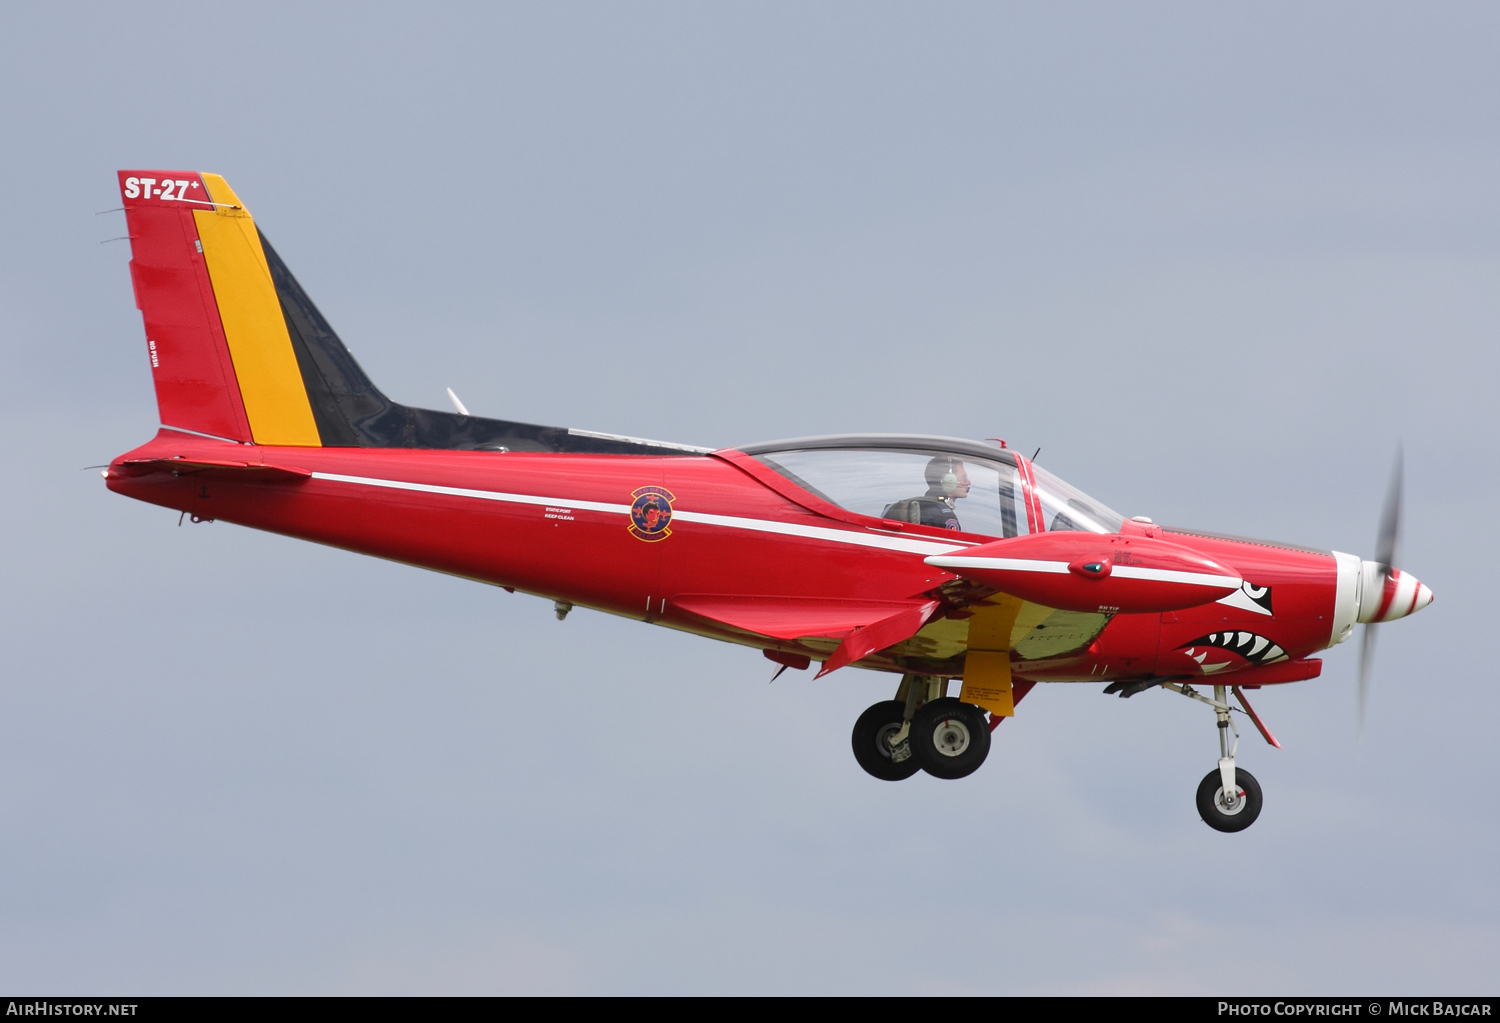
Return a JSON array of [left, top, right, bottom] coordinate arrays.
[[1216, 580, 1274, 616], [1179, 631, 1287, 665]]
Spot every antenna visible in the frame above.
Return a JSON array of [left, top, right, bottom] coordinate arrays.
[[446, 388, 470, 416]]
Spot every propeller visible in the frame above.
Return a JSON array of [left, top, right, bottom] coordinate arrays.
[[1358, 445, 1403, 731]]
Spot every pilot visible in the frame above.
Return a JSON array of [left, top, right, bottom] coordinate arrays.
[[882, 456, 971, 530]]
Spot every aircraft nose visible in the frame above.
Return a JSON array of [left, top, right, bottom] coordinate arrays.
[[1356, 562, 1434, 623]]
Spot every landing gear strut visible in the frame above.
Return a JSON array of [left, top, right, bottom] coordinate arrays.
[[1163, 681, 1265, 832], [851, 675, 992, 781]]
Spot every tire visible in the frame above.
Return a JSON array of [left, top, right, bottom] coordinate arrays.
[[1196, 767, 1263, 832], [910, 697, 991, 780], [851, 701, 922, 781]]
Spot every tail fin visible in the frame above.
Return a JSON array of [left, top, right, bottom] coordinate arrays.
[[119, 169, 705, 455], [122, 169, 320, 445]]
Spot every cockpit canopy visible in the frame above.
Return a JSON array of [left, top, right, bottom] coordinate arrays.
[[741, 435, 1124, 539]]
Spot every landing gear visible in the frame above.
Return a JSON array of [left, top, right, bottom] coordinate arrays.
[[1196, 766, 1263, 832], [851, 700, 921, 781], [851, 676, 992, 781], [1160, 680, 1267, 833]]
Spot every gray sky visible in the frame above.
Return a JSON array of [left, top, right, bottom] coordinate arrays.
[[1, 1, 1496, 994]]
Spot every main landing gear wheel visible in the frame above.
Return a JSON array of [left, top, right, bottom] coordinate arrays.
[[1196, 767, 1263, 833], [851, 701, 921, 781], [911, 697, 991, 780]]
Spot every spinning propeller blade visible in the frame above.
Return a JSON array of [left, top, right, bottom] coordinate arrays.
[[1374, 446, 1403, 576], [1358, 446, 1403, 732], [1357, 620, 1378, 731]]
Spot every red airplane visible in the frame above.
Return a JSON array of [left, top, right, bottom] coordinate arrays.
[[104, 169, 1433, 832]]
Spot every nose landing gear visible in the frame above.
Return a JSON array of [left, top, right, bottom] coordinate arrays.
[[1161, 681, 1269, 832]]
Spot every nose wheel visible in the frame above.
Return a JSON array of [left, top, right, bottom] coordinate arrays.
[[1197, 767, 1263, 832]]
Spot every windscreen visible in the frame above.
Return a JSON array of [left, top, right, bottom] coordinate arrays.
[[1030, 463, 1125, 534]]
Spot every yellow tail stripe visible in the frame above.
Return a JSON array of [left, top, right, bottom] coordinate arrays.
[[195, 174, 321, 447]]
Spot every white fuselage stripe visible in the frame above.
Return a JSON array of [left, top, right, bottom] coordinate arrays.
[[925, 556, 1069, 573], [1111, 565, 1241, 588], [309, 472, 966, 556], [311, 471, 630, 513]]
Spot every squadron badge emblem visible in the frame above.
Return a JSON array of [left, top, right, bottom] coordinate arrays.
[[628, 486, 675, 542]]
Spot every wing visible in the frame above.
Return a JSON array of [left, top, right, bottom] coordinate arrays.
[[670, 594, 940, 677]]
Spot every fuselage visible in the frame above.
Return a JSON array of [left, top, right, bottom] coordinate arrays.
[[107, 427, 1395, 689]]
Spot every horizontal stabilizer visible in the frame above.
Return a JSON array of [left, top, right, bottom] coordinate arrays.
[[670, 595, 935, 641], [115, 457, 310, 483]]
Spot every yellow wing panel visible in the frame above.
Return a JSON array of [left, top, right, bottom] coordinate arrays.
[[960, 650, 1014, 716], [193, 174, 320, 447], [961, 595, 1024, 716]]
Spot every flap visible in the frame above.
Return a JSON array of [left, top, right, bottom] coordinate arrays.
[[670, 594, 934, 641], [816, 599, 941, 677]]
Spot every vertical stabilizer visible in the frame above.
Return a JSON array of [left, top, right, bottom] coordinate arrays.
[[120, 170, 321, 446]]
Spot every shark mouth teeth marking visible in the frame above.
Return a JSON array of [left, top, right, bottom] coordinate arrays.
[[1179, 631, 1287, 665]]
